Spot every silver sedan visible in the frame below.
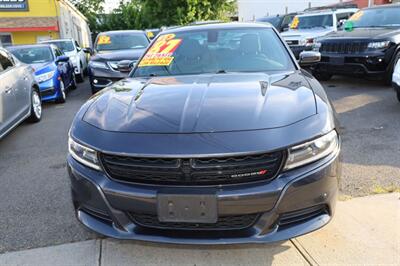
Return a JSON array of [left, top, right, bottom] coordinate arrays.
[[0, 48, 42, 139]]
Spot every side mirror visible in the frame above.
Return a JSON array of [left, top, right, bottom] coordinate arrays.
[[83, 48, 93, 55], [298, 51, 321, 67], [56, 55, 69, 63]]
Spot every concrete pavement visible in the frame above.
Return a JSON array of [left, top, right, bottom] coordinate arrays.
[[1, 193, 398, 266]]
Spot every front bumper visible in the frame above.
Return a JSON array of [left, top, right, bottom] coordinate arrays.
[[88, 66, 129, 92], [313, 51, 394, 78], [38, 79, 61, 102], [68, 147, 341, 244], [288, 45, 313, 59]]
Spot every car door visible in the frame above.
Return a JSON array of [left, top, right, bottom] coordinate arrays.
[[0, 49, 18, 137], [8, 52, 31, 115]]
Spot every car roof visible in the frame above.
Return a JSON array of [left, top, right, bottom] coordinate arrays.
[[98, 30, 145, 35], [297, 8, 358, 17], [161, 22, 273, 35], [7, 44, 54, 50]]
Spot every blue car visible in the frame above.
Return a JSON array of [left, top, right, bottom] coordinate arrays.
[[8, 44, 76, 103]]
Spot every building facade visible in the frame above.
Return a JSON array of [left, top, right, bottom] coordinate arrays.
[[0, 0, 91, 47]]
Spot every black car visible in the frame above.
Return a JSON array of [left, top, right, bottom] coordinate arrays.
[[312, 4, 400, 83], [256, 13, 296, 32], [87, 30, 150, 93], [68, 23, 341, 244]]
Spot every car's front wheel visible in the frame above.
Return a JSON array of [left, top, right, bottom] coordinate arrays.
[[77, 62, 84, 83], [55, 80, 66, 104], [27, 88, 42, 123], [70, 73, 77, 90]]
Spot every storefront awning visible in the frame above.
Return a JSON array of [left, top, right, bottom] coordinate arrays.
[[0, 17, 59, 32]]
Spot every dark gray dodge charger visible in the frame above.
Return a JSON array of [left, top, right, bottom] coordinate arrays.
[[67, 22, 341, 244]]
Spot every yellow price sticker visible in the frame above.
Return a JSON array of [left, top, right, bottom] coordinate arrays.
[[349, 11, 363, 21], [290, 16, 299, 29], [97, 35, 111, 45]]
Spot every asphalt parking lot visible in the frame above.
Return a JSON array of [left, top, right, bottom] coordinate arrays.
[[0, 76, 399, 254]]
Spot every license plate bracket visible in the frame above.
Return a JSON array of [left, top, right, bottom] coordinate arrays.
[[329, 56, 345, 65], [157, 193, 217, 224]]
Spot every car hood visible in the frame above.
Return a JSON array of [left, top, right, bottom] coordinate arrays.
[[31, 62, 55, 75], [83, 72, 317, 134], [91, 49, 146, 62], [322, 27, 400, 40], [282, 28, 334, 40]]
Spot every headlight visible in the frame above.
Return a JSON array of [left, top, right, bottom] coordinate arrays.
[[89, 61, 108, 69], [36, 71, 55, 83], [107, 61, 118, 70], [284, 131, 339, 170], [313, 42, 322, 51], [368, 41, 390, 49], [299, 38, 314, 46], [68, 137, 101, 170]]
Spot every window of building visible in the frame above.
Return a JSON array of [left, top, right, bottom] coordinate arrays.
[[0, 34, 13, 47]]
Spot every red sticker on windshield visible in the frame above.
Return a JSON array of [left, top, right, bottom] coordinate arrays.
[[139, 34, 182, 67]]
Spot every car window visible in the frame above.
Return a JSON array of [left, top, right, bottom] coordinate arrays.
[[292, 14, 334, 29], [10, 47, 54, 64], [134, 28, 295, 77], [336, 12, 354, 21], [54, 48, 63, 57], [0, 50, 15, 70], [348, 7, 400, 28], [95, 33, 149, 51], [46, 41, 75, 53]]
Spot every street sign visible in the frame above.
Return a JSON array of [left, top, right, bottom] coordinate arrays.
[[0, 0, 29, 11]]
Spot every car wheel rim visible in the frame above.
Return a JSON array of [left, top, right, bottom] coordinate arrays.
[[32, 91, 42, 118]]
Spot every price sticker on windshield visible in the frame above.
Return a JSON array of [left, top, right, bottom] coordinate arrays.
[[290, 16, 299, 29], [138, 34, 182, 67], [97, 35, 111, 45]]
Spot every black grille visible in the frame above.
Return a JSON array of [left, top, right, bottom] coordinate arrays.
[[100, 151, 284, 185], [320, 41, 368, 54], [279, 205, 328, 228], [129, 213, 260, 231]]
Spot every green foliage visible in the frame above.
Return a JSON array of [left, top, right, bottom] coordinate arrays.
[[71, 0, 236, 32]]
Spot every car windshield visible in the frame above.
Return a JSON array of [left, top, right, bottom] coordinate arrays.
[[292, 14, 333, 29], [10, 47, 54, 64], [257, 17, 281, 28], [96, 33, 149, 51], [133, 28, 295, 77], [45, 41, 75, 52], [348, 7, 400, 28]]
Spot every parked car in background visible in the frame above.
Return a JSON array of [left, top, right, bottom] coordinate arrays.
[[256, 13, 297, 32], [68, 23, 341, 244], [312, 4, 400, 83], [0, 48, 41, 139], [8, 44, 76, 104], [281, 8, 358, 58], [41, 38, 88, 82], [87, 30, 150, 93], [393, 55, 400, 102]]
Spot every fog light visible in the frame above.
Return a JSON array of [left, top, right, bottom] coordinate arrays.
[[93, 79, 98, 84]]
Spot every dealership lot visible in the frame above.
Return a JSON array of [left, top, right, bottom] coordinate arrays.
[[0, 76, 399, 254]]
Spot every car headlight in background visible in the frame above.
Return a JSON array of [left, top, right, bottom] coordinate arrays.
[[68, 137, 101, 170], [368, 41, 390, 49], [36, 71, 55, 83], [299, 38, 314, 47], [89, 61, 108, 70], [313, 41, 322, 51], [284, 130, 339, 170]]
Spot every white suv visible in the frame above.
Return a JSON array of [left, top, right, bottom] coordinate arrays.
[[41, 38, 88, 82], [281, 8, 358, 59]]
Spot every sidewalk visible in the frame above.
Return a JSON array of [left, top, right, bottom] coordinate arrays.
[[1, 193, 399, 266]]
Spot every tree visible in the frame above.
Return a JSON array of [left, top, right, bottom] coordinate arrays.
[[70, 0, 105, 32], [140, 0, 236, 28]]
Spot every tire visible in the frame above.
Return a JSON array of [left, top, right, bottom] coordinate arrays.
[[27, 88, 42, 123], [55, 80, 66, 104], [70, 72, 77, 90], [384, 52, 400, 86], [313, 72, 332, 81], [76, 62, 84, 83]]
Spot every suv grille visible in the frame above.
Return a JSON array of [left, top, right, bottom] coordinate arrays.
[[128, 213, 260, 231], [320, 41, 368, 54], [100, 151, 284, 185]]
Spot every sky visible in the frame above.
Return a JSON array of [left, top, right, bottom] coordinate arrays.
[[103, 0, 120, 13]]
